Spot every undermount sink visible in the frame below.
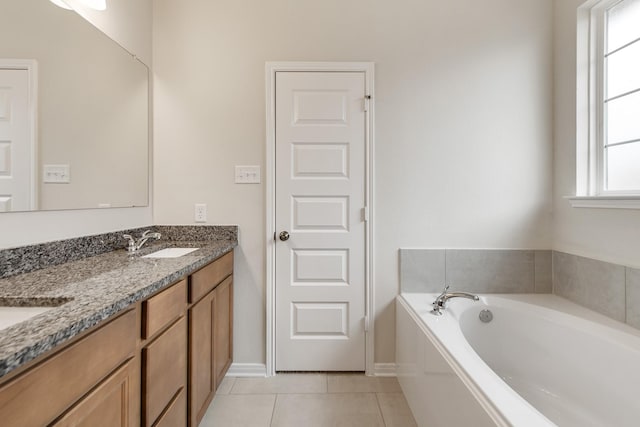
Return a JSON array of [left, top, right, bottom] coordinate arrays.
[[142, 248, 199, 258], [0, 298, 71, 332], [0, 307, 54, 331]]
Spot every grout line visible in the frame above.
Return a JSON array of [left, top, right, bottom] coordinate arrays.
[[374, 392, 388, 427], [551, 250, 554, 294], [444, 249, 447, 286], [269, 394, 278, 426], [228, 376, 237, 394], [533, 251, 537, 293], [624, 266, 628, 324]]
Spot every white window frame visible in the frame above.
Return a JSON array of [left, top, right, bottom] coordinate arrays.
[[569, 0, 640, 209]]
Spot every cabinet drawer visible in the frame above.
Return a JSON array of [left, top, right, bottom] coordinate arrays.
[[142, 316, 187, 426], [154, 388, 187, 427], [0, 309, 136, 427], [52, 359, 137, 427], [190, 251, 233, 303], [143, 279, 187, 339]]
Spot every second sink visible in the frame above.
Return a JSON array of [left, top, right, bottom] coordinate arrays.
[[142, 248, 199, 258]]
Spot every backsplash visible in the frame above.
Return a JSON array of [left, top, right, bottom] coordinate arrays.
[[553, 251, 640, 328], [400, 249, 552, 294], [0, 225, 238, 279]]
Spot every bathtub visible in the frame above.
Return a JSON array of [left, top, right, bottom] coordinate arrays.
[[396, 293, 640, 427]]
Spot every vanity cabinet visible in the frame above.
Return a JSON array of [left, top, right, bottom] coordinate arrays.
[[52, 359, 138, 427], [0, 249, 233, 427], [188, 251, 233, 425], [0, 309, 138, 427], [142, 279, 188, 427]]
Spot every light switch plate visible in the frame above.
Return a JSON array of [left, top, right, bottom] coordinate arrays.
[[235, 165, 260, 184], [43, 164, 70, 183]]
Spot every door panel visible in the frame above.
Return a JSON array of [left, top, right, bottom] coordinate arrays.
[[275, 71, 366, 371], [292, 196, 349, 231]]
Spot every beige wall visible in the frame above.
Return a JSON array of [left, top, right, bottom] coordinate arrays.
[[66, 0, 153, 65], [153, 0, 554, 366], [553, 0, 640, 269], [0, 0, 153, 249]]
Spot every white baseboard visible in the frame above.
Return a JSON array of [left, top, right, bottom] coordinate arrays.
[[373, 363, 397, 377], [227, 362, 394, 377], [226, 363, 267, 377]]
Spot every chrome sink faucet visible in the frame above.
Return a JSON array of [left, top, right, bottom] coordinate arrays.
[[123, 230, 161, 254], [431, 285, 479, 315]]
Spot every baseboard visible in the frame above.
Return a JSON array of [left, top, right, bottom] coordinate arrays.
[[227, 362, 393, 377], [373, 363, 397, 377], [226, 363, 267, 377]]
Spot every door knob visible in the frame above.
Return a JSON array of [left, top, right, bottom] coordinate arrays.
[[279, 231, 290, 241]]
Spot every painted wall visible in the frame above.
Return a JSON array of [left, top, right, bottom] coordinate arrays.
[[153, 0, 554, 366], [553, 0, 640, 269], [0, 0, 153, 250]]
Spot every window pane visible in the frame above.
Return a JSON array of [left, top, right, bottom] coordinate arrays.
[[606, 90, 640, 143], [606, 142, 640, 190], [607, 0, 640, 53], [607, 41, 640, 98]]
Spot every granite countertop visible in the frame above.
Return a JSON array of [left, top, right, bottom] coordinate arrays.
[[0, 239, 236, 379]]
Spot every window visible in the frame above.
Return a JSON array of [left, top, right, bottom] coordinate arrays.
[[574, 0, 640, 206]]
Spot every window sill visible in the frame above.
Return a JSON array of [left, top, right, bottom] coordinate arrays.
[[565, 196, 640, 209]]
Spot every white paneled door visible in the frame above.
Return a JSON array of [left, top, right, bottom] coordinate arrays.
[[0, 68, 33, 212], [275, 71, 367, 371]]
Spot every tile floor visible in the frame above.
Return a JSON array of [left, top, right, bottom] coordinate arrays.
[[199, 373, 417, 427]]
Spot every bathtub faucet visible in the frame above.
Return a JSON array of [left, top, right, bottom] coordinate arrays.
[[431, 285, 479, 315]]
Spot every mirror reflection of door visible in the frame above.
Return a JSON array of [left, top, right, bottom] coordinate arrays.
[[0, 65, 35, 212]]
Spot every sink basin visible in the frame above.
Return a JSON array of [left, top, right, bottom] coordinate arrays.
[[0, 306, 53, 331], [142, 248, 199, 258]]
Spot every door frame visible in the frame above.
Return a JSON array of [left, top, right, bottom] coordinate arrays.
[[265, 62, 375, 376], [0, 58, 38, 210]]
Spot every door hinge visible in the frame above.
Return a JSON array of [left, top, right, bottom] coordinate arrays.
[[362, 206, 369, 222], [363, 95, 371, 112], [364, 315, 369, 332]]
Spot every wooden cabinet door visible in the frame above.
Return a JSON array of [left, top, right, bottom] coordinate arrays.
[[154, 388, 187, 427], [142, 316, 187, 427], [0, 310, 136, 427], [189, 291, 214, 425], [52, 359, 137, 427], [213, 276, 233, 389]]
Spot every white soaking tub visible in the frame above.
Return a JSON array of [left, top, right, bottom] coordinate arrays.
[[396, 293, 640, 427]]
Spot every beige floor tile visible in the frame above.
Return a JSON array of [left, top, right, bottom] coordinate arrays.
[[231, 373, 327, 394], [327, 374, 402, 393], [216, 376, 237, 395], [376, 392, 418, 427], [271, 393, 385, 427], [199, 394, 276, 427]]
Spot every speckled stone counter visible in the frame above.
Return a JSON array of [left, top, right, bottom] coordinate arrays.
[[0, 233, 236, 379]]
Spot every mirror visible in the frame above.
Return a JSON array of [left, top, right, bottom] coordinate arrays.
[[0, 0, 149, 212]]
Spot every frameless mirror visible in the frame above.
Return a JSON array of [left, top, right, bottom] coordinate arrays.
[[0, 0, 149, 212]]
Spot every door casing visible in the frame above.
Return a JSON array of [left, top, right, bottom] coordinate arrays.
[[265, 62, 375, 376], [0, 59, 38, 211]]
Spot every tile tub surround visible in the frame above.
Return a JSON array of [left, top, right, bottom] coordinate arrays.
[[399, 249, 552, 294], [0, 225, 237, 279], [553, 251, 638, 326], [0, 238, 236, 378]]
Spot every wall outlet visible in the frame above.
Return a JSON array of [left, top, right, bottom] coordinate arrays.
[[194, 203, 207, 223]]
